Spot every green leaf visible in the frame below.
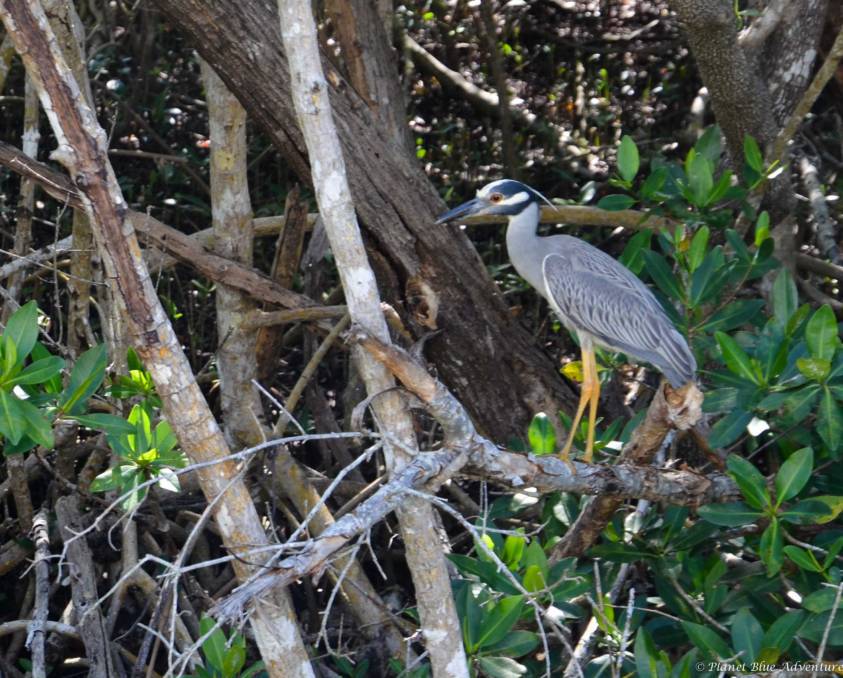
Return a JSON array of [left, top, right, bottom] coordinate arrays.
[[731, 608, 763, 664], [681, 621, 731, 660], [120, 468, 145, 511], [689, 250, 718, 306], [698, 300, 765, 334], [709, 410, 753, 448], [456, 583, 482, 652], [799, 610, 843, 645], [521, 565, 544, 593], [617, 135, 639, 183], [797, 357, 831, 382], [0, 390, 26, 444], [634, 628, 662, 678], [802, 588, 842, 613], [759, 519, 783, 577], [199, 616, 228, 671], [89, 466, 124, 493], [783, 545, 823, 573], [527, 412, 555, 455], [2, 335, 17, 375], [448, 555, 521, 595], [818, 387, 843, 453], [69, 413, 136, 437], [806, 495, 843, 525], [744, 135, 763, 173], [695, 125, 722, 164], [687, 152, 713, 206], [806, 305, 840, 361], [8, 356, 65, 386], [2, 301, 39, 364], [16, 398, 53, 449], [727, 455, 770, 510], [725, 229, 751, 262], [590, 542, 658, 562], [597, 194, 636, 211], [619, 229, 653, 275], [687, 226, 710, 273], [704, 387, 739, 414], [476, 656, 527, 678], [754, 211, 770, 247], [641, 166, 668, 199], [715, 332, 759, 385], [481, 631, 539, 659], [221, 639, 246, 676], [782, 384, 821, 422], [59, 344, 108, 414], [761, 610, 804, 653], [477, 595, 525, 650], [521, 540, 548, 581], [155, 420, 178, 455], [824, 537, 843, 569], [774, 447, 813, 505], [156, 467, 180, 493], [501, 533, 526, 570], [780, 499, 836, 524], [641, 250, 683, 301], [787, 303, 811, 337], [707, 170, 734, 206], [697, 502, 763, 527]]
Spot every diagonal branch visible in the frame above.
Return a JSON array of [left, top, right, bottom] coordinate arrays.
[[214, 329, 732, 619]]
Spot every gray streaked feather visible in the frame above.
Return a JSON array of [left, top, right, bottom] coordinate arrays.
[[541, 241, 697, 387]]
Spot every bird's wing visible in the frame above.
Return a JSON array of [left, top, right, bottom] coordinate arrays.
[[542, 251, 696, 386]]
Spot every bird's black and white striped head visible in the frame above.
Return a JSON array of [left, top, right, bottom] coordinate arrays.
[[435, 179, 552, 224]]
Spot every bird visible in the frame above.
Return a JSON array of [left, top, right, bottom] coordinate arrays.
[[436, 179, 697, 464]]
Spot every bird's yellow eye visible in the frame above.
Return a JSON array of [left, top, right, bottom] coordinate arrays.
[[489, 192, 504, 203]]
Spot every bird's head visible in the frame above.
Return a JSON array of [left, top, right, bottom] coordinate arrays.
[[435, 179, 552, 224]]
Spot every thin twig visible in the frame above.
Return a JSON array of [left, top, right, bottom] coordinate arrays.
[[813, 580, 843, 678]]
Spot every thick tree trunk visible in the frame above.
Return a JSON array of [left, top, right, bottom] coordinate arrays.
[[151, 0, 577, 445], [670, 0, 778, 159]]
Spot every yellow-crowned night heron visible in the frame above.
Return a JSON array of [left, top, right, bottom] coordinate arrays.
[[437, 179, 697, 463]]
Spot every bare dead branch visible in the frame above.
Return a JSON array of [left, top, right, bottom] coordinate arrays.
[[550, 382, 704, 560], [28, 509, 50, 678], [798, 153, 841, 264], [55, 495, 117, 677], [214, 333, 730, 620]]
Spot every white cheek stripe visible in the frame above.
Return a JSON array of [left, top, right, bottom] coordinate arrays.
[[502, 191, 529, 205]]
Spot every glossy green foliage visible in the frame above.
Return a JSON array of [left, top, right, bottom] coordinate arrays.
[[0, 302, 64, 455], [0, 305, 186, 512], [510, 130, 843, 675], [87, 402, 188, 511], [187, 616, 265, 678]]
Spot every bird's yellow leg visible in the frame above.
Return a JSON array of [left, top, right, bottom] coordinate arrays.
[[560, 348, 594, 463], [583, 346, 600, 463]]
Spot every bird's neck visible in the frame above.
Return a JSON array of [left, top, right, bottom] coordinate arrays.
[[505, 202, 547, 294]]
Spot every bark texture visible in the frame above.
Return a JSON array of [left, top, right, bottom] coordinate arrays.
[[277, 0, 469, 673], [201, 59, 263, 445], [670, 0, 778, 160], [151, 0, 577, 445], [758, 0, 828, 124], [0, 2, 313, 675]]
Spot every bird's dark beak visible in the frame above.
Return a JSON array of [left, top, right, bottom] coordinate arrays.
[[435, 197, 483, 225]]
